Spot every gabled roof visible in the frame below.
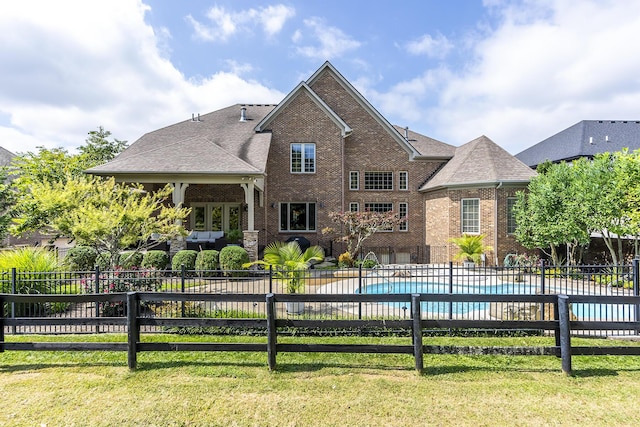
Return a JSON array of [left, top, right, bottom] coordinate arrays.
[[392, 125, 455, 159], [420, 135, 536, 191], [306, 61, 422, 158], [255, 82, 352, 137], [88, 104, 275, 177], [0, 146, 15, 166], [516, 120, 640, 167]]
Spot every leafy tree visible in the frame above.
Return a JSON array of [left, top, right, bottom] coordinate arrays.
[[322, 210, 407, 263], [10, 146, 86, 190], [78, 126, 128, 167], [0, 167, 14, 242], [11, 174, 190, 268], [513, 161, 590, 265]]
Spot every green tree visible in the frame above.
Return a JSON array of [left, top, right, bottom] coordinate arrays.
[[78, 126, 128, 167], [0, 167, 14, 242], [513, 161, 590, 265], [12, 174, 190, 268]]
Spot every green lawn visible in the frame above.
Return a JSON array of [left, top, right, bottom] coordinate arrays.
[[2, 334, 640, 426]]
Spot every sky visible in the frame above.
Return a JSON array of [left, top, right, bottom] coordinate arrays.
[[1, 0, 640, 156]]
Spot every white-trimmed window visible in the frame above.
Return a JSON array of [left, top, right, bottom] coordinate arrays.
[[290, 143, 315, 173], [365, 202, 393, 231], [461, 198, 480, 234], [349, 171, 359, 190], [399, 202, 408, 231], [349, 202, 359, 212], [399, 171, 408, 191], [507, 197, 517, 234], [279, 202, 316, 232], [364, 171, 393, 190]]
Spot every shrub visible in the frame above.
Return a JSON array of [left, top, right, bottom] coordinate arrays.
[[219, 246, 249, 276], [82, 267, 162, 316], [64, 246, 98, 271], [119, 251, 143, 269], [95, 253, 111, 270], [142, 250, 169, 270], [195, 250, 219, 272], [172, 250, 198, 272]]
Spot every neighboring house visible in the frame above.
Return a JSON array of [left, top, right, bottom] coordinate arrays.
[[516, 120, 640, 168], [0, 146, 14, 167], [88, 62, 534, 265]]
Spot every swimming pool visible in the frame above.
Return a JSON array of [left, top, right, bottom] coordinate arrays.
[[361, 280, 635, 321]]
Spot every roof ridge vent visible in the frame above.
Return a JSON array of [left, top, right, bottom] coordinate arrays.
[[191, 113, 201, 122]]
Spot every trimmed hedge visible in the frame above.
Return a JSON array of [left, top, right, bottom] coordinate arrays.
[[142, 250, 170, 270], [64, 246, 98, 271], [120, 251, 143, 269], [172, 250, 198, 272], [219, 246, 249, 276], [195, 250, 219, 271]]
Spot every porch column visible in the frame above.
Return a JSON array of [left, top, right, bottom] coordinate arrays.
[[170, 182, 189, 254], [241, 181, 258, 261]]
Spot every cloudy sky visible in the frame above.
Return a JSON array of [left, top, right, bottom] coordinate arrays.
[[1, 0, 639, 156]]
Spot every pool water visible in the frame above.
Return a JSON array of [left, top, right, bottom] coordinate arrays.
[[361, 280, 635, 320]]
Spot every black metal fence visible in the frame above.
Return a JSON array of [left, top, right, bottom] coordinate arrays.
[[2, 260, 640, 336]]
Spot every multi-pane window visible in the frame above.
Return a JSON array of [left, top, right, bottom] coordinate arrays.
[[365, 202, 393, 231], [399, 171, 408, 191], [290, 143, 316, 173], [461, 198, 480, 234], [279, 202, 316, 232], [399, 202, 408, 231], [191, 203, 241, 232], [507, 197, 517, 234], [349, 202, 359, 212], [349, 171, 359, 190], [364, 171, 393, 190]]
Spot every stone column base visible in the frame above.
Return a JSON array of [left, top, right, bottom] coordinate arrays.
[[243, 230, 259, 261]]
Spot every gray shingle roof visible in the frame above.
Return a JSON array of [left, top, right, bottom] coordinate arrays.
[[87, 104, 275, 175], [0, 146, 15, 166], [420, 135, 536, 191], [392, 125, 455, 159], [516, 120, 640, 167]]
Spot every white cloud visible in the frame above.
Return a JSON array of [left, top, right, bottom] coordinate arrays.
[[187, 4, 295, 42], [374, 0, 640, 153], [405, 33, 453, 58], [295, 18, 361, 60], [0, 0, 284, 154]]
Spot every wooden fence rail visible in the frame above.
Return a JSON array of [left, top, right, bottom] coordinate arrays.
[[3, 292, 640, 375]]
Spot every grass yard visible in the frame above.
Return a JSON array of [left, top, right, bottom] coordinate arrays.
[[2, 334, 640, 426]]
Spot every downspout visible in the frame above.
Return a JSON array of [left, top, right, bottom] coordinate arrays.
[[494, 181, 503, 266]]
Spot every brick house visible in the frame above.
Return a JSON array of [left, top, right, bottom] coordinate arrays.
[[88, 62, 534, 265]]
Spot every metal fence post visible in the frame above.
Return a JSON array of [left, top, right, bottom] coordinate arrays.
[[269, 265, 273, 294], [0, 295, 5, 351], [358, 264, 363, 320], [633, 258, 639, 334], [557, 295, 572, 375], [94, 265, 100, 334], [448, 261, 454, 320], [540, 259, 546, 320], [180, 264, 186, 317], [10, 268, 16, 335], [412, 294, 424, 374]]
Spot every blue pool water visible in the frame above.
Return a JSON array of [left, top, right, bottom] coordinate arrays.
[[361, 280, 635, 320]]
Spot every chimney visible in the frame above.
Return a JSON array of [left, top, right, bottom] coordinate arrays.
[[240, 106, 247, 122]]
